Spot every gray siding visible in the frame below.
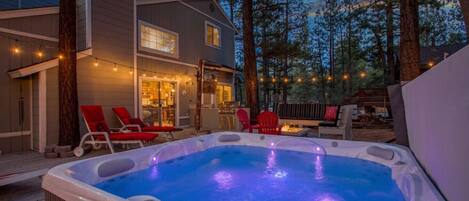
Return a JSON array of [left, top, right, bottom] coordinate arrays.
[[32, 74, 39, 151], [46, 67, 58, 145], [137, 1, 235, 67], [83, 0, 135, 131], [183, 0, 234, 29], [92, 0, 134, 66], [0, 13, 57, 153]]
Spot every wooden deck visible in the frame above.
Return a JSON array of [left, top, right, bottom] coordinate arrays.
[[0, 128, 395, 201]]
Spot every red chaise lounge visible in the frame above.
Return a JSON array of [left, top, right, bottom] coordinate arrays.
[[112, 107, 181, 140], [73, 105, 158, 157]]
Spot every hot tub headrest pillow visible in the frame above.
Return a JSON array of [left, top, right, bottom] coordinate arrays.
[[366, 146, 395, 160], [218, 134, 241, 142], [97, 158, 135, 177]]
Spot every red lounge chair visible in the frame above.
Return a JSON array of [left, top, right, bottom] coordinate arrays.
[[235, 109, 259, 133], [257, 111, 282, 135], [112, 107, 180, 140], [73, 105, 157, 157]]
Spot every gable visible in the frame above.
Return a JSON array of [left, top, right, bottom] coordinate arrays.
[[182, 0, 235, 31]]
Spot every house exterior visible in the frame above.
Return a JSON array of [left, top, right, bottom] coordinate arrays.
[[0, 0, 237, 154]]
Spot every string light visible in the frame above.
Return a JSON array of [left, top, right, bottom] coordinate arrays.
[[58, 54, 64, 60], [342, 74, 349, 80], [36, 51, 44, 58], [272, 77, 276, 83], [259, 77, 264, 82], [428, 61, 434, 67], [112, 63, 118, 72], [129, 70, 133, 75], [283, 78, 289, 83], [93, 58, 99, 67], [312, 77, 317, 82], [359, 71, 367, 79], [142, 73, 146, 77], [327, 75, 333, 81], [297, 78, 302, 83], [12, 40, 21, 54]]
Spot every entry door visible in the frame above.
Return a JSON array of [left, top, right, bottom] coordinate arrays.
[[141, 79, 177, 127]]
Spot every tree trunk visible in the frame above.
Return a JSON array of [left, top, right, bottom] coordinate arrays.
[[460, 0, 469, 39], [58, 0, 79, 146], [400, 0, 420, 81], [386, 0, 395, 84], [243, 0, 259, 121]]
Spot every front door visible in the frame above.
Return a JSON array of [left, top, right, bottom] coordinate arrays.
[[140, 79, 177, 127]]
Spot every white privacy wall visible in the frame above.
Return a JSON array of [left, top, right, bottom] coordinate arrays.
[[402, 45, 469, 201]]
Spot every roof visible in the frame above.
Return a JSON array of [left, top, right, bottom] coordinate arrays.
[[8, 49, 92, 78], [0, 0, 58, 11], [420, 43, 468, 67]]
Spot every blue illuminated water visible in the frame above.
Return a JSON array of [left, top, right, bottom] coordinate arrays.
[[95, 145, 405, 201]]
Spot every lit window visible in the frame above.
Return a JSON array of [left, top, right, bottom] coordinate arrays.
[[139, 21, 178, 57], [216, 84, 232, 105], [206, 21, 221, 48]]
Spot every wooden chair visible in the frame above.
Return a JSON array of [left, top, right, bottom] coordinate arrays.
[[257, 111, 282, 135], [235, 109, 258, 133]]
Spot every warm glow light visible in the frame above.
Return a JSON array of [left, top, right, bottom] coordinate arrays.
[[359, 71, 367, 78], [129, 70, 133, 75], [327, 76, 333, 81], [93, 59, 99, 67], [297, 78, 302, 83], [312, 77, 317, 82], [58, 54, 64, 60], [12, 47, 20, 54], [259, 77, 264, 82], [272, 77, 276, 83], [112, 67, 118, 72], [342, 74, 349, 80], [36, 51, 44, 58], [428, 61, 434, 67], [284, 78, 289, 83]]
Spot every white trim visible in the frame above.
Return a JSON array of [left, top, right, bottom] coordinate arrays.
[[85, 0, 92, 48], [0, 27, 58, 42], [138, 20, 179, 59], [38, 71, 47, 153], [134, 0, 138, 117], [138, 77, 180, 127], [204, 65, 237, 73], [0, 7, 59, 19], [8, 49, 92, 78], [178, 1, 237, 32], [137, 53, 198, 68], [0, 131, 32, 138], [205, 20, 221, 49]]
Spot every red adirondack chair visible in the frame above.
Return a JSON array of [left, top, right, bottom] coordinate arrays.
[[236, 109, 258, 133], [112, 107, 180, 140], [257, 111, 282, 135], [74, 105, 157, 157]]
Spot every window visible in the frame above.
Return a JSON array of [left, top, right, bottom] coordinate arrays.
[[216, 84, 233, 105], [139, 21, 178, 57], [205, 21, 221, 48]]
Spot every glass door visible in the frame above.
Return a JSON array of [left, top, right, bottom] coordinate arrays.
[[141, 79, 177, 127]]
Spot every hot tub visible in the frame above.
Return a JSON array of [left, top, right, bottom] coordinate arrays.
[[42, 132, 444, 201]]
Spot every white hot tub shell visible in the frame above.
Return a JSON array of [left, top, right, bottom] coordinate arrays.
[[42, 132, 445, 201]]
